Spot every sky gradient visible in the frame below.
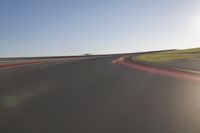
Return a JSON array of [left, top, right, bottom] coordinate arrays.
[[1, 0, 200, 57]]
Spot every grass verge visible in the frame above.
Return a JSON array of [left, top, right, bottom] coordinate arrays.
[[136, 48, 200, 63]]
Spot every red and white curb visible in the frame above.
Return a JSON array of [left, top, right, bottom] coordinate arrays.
[[113, 56, 200, 82]]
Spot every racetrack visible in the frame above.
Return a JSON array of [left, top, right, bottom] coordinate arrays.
[[0, 54, 200, 133]]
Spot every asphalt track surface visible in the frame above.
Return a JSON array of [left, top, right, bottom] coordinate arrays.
[[0, 55, 200, 133]]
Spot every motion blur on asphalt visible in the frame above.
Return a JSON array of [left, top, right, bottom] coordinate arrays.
[[1, 0, 200, 133]]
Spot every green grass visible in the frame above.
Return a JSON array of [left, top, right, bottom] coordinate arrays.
[[136, 48, 200, 63]]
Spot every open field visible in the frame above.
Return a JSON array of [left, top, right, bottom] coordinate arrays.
[[136, 48, 200, 63]]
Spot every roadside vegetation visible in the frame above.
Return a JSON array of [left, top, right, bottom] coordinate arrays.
[[136, 48, 200, 63]]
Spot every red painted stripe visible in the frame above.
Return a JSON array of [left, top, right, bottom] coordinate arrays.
[[0, 58, 80, 69], [116, 58, 200, 82], [0, 61, 45, 68], [0, 58, 79, 68]]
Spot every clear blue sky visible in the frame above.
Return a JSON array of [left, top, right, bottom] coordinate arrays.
[[1, 0, 200, 57]]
